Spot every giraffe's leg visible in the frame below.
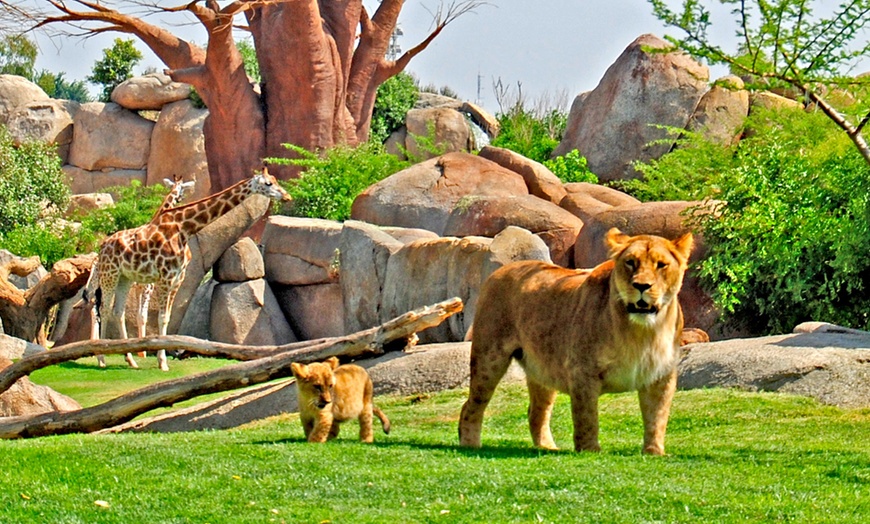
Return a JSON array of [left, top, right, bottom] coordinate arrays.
[[91, 301, 107, 368], [112, 278, 138, 370], [135, 285, 152, 358], [98, 272, 121, 368], [153, 281, 177, 372]]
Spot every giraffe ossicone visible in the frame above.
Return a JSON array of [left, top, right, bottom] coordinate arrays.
[[90, 168, 290, 371]]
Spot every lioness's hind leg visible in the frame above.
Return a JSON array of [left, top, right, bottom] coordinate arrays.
[[459, 342, 515, 447], [358, 404, 374, 443], [527, 380, 558, 450]]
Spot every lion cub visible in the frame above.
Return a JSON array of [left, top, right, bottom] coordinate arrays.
[[290, 357, 391, 443]]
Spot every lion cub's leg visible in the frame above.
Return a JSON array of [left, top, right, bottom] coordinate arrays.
[[527, 380, 559, 450], [307, 410, 335, 443], [459, 343, 515, 448], [638, 368, 677, 456], [569, 382, 602, 452]]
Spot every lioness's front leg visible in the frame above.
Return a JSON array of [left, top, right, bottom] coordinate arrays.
[[569, 381, 601, 452], [638, 368, 677, 455], [308, 411, 334, 443]]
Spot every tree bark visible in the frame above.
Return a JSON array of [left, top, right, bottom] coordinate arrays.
[[0, 253, 95, 343], [0, 297, 462, 439]]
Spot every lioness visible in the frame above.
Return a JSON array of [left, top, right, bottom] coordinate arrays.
[[291, 357, 391, 443], [459, 228, 693, 455]]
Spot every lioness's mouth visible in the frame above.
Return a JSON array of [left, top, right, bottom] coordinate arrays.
[[627, 301, 658, 315]]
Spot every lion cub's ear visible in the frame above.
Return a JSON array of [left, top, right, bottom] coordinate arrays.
[[325, 356, 340, 370], [605, 228, 632, 257], [671, 232, 694, 265], [290, 362, 308, 380]]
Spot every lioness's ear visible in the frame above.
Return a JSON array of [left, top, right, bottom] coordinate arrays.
[[325, 356, 340, 370], [605, 228, 631, 257], [672, 232, 694, 264], [290, 362, 307, 379]]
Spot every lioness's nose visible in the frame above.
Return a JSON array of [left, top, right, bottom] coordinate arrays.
[[633, 282, 651, 292]]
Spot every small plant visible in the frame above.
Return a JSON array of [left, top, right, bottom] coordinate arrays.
[[543, 149, 598, 184], [267, 142, 410, 221]]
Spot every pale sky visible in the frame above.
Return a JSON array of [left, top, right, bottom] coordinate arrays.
[[27, 1, 741, 113]]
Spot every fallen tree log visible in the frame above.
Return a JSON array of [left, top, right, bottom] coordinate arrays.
[[0, 297, 462, 439]]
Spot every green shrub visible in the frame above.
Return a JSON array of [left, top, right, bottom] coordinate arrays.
[[267, 142, 410, 221], [543, 149, 598, 184], [682, 109, 870, 333], [0, 126, 69, 235], [369, 72, 418, 144], [78, 180, 172, 235], [0, 221, 97, 268], [490, 104, 566, 163]]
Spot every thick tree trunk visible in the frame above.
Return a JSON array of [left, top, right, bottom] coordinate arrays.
[[0, 298, 462, 439], [0, 254, 95, 343]]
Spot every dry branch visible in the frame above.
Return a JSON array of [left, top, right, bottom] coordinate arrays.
[[0, 297, 462, 439]]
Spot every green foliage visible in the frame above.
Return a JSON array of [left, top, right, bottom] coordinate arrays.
[[35, 71, 92, 102], [615, 126, 739, 201], [0, 126, 69, 235], [236, 39, 260, 84], [0, 34, 37, 78], [490, 103, 566, 163], [87, 38, 143, 102], [1, 383, 869, 522], [79, 180, 171, 235], [0, 221, 97, 269], [543, 149, 598, 184], [369, 72, 418, 144], [632, 107, 870, 334], [267, 142, 410, 221]]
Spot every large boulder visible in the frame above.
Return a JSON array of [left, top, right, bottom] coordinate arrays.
[[679, 331, 870, 408], [559, 182, 641, 222], [442, 195, 583, 267], [261, 216, 342, 286], [351, 152, 529, 235], [478, 146, 567, 204], [274, 283, 345, 340], [0, 357, 80, 417], [573, 201, 717, 334], [0, 334, 45, 359], [213, 237, 264, 283], [146, 100, 210, 200], [339, 221, 405, 334], [4, 99, 79, 163], [68, 102, 154, 171], [0, 74, 49, 124], [686, 75, 749, 146], [380, 227, 551, 343], [111, 73, 192, 110], [209, 279, 297, 346], [63, 165, 147, 195], [404, 107, 473, 160], [554, 34, 709, 181]]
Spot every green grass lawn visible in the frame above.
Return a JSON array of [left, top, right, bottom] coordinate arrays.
[[3, 361, 869, 523]]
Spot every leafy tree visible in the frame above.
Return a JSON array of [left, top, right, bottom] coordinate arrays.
[[543, 149, 597, 184], [370, 71, 418, 144], [3, 1, 488, 193], [649, 0, 870, 166], [49, 72, 92, 102], [0, 33, 36, 78], [87, 38, 143, 102], [236, 39, 260, 84]]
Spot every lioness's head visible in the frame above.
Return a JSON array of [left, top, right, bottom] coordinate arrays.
[[291, 357, 339, 409], [606, 228, 694, 325]]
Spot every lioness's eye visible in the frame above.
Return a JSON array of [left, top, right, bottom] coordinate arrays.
[[657, 261, 668, 269]]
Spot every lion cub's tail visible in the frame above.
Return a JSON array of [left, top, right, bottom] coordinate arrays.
[[373, 405, 391, 434]]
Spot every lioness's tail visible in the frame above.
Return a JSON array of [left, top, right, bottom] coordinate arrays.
[[374, 405, 391, 434]]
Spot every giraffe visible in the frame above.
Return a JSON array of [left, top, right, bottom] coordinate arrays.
[[92, 176, 195, 369], [92, 168, 291, 371]]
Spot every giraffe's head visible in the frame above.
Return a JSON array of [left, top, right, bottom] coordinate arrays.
[[250, 167, 292, 202], [162, 176, 195, 205]]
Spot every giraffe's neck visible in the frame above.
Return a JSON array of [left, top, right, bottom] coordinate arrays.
[[155, 178, 254, 238]]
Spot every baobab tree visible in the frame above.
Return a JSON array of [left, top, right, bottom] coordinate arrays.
[[1, 0, 487, 190]]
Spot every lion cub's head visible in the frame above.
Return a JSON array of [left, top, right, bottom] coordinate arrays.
[[291, 357, 339, 409], [605, 228, 694, 325]]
